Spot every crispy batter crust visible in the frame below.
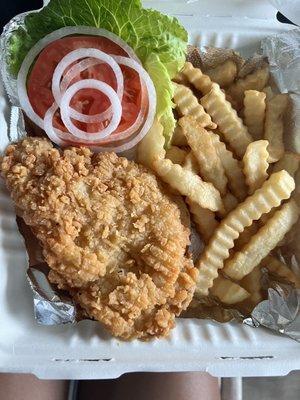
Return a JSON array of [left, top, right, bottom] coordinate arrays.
[[1, 138, 197, 339]]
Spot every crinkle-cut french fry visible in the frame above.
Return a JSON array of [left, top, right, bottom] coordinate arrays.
[[264, 94, 289, 163], [181, 61, 212, 95], [166, 146, 188, 165], [137, 119, 165, 169], [220, 192, 239, 217], [234, 222, 258, 250], [261, 255, 300, 288], [243, 90, 266, 140], [195, 170, 295, 296], [153, 158, 223, 212], [210, 276, 250, 304], [240, 266, 262, 293], [243, 140, 269, 194], [173, 83, 216, 129], [273, 152, 300, 178], [224, 199, 299, 280], [259, 206, 277, 226], [227, 67, 270, 110], [179, 117, 227, 195], [173, 71, 189, 85], [183, 152, 199, 174], [200, 83, 253, 158], [263, 86, 275, 101], [187, 199, 218, 244], [205, 60, 238, 88], [260, 201, 296, 248], [184, 153, 219, 243], [171, 125, 188, 147], [209, 131, 247, 200]]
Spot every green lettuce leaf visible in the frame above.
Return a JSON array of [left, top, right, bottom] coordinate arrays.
[[7, 0, 187, 145], [145, 53, 176, 147]]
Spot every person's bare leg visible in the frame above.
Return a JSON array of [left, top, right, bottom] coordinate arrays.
[[0, 374, 69, 400], [112, 372, 220, 400]]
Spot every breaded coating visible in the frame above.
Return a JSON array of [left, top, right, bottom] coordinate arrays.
[[1, 138, 197, 340]]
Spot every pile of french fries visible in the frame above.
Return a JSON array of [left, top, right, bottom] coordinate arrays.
[[138, 57, 300, 312]]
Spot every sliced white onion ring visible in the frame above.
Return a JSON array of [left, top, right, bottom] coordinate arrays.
[[60, 57, 100, 92], [17, 26, 141, 129], [98, 67, 156, 152], [95, 57, 150, 143], [60, 79, 122, 141], [44, 103, 66, 147], [59, 56, 148, 143], [44, 57, 156, 152], [87, 57, 157, 152], [52, 48, 123, 123], [18, 26, 156, 152]]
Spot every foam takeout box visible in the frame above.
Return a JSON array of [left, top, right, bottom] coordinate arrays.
[[0, 0, 300, 379]]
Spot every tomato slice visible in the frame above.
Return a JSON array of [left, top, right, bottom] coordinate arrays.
[[27, 36, 143, 139], [86, 65, 142, 135]]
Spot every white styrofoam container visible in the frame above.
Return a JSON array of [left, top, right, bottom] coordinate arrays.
[[0, 0, 299, 379]]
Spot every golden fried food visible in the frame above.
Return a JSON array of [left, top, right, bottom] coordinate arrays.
[[209, 131, 247, 201], [205, 60, 237, 88], [221, 192, 239, 216], [153, 158, 224, 212], [179, 116, 228, 195], [166, 146, 188, 165], [224, 199, 299, 280], [243, 90, 266, 140], [187, 199, 218, 244], [243, 140, 269, 194], [240, 265, 263, 306], [227, 67, 269, 110], [264, 94, 289, 162], [180, 61, 213, 94], [210, 276, 250, 305], [171, 125, 188, 147], [137, 119, 165, 169], [1, 137, 198, 340], [195, 170, 295, 296], [200, 83, 252, 158], [173, 82, 216, 128]]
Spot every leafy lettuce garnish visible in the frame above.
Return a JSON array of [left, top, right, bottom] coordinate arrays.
[[7, 0, 188, 146]]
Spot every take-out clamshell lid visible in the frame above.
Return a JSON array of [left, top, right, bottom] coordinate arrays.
[[144, 0, 281, 19], [42, 0, 283, 19], [0, 1, 300, 382]]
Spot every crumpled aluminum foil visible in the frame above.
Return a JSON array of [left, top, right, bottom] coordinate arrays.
[[27, 264, 77, 325], [0, 12, 30, 105], [245, 285, 300, 342], [261, 29, 300, 154], [1, 12, 300, 341], [261, 29, 300, 94], [241, 29, 300, 341]]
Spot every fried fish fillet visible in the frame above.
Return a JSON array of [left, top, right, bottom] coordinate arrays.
[[1, 138, 197, 340]]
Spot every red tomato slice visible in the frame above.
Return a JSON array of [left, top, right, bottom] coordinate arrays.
[[27, 36, 143, 140], [86, 65, 143, 135]]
